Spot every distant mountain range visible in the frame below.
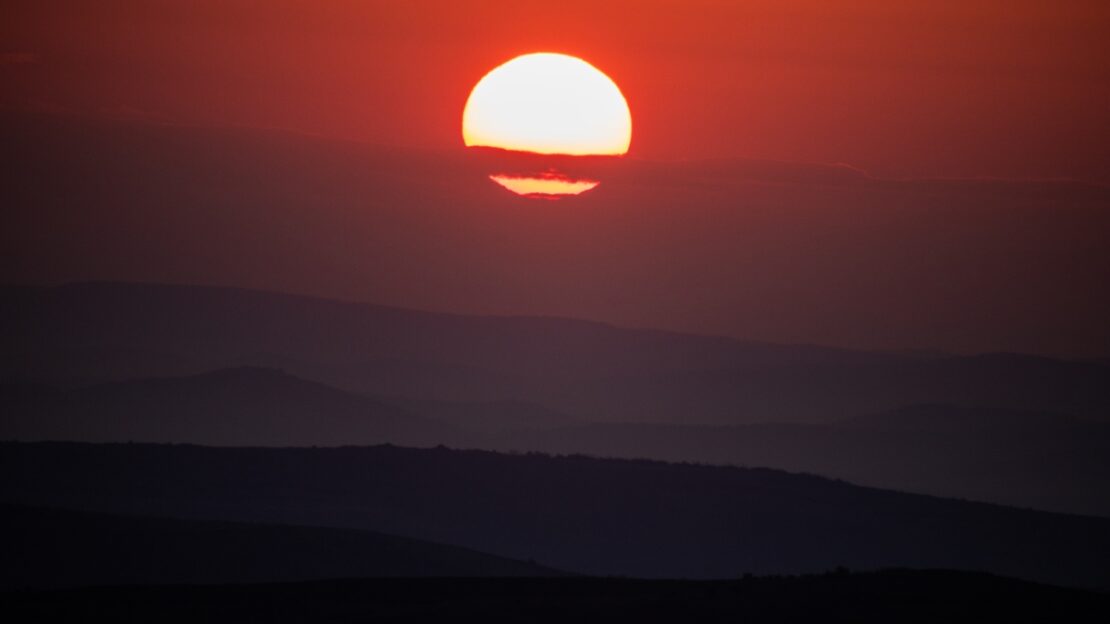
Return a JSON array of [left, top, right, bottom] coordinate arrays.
[[4, 110, 1109, 359], [2, 442, 1108, 588], [0, 367, 459, 448], [3, 368, 1108, 517], [3, 282, 1109, 425]]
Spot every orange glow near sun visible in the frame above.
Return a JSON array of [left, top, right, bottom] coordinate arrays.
[[463, 53, 632, 156]]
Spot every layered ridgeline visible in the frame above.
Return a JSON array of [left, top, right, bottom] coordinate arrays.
[[500, 405, 1110, 518], [1, 442, 1108, 588], [3, 282, 1109, 424], [2, 283, 1109, 518], [3, 372, 1109, 517], [0, 367, 461, 448]]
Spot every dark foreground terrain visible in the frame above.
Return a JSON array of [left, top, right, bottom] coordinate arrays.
[[0, 504, 564, 589], [5, 572, 1108, 623], [3, 442, 1109, 587]]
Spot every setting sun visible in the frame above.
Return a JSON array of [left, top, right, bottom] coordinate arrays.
[[463, 53, 632, 156]]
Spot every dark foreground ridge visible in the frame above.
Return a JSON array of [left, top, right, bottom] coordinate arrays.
[[0, 504, 565, 589], [5, 572, 1109, 624], [5, 368, 1109, 517], [3, 441, 1109, 587]]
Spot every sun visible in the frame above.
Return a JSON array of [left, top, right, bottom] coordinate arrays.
[[463, 53, 632, 157]]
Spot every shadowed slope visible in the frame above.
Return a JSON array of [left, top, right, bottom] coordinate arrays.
[[0, 504, 565, 589], [506, 405, 1110, 517], [2, 442, 1108, 587], [6, 572, 1110, 623], [4, 369, 1107, 516], [0, 367, 460, 447]]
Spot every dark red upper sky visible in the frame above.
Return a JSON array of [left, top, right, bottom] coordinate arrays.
[[4, 0, 1109, 181]]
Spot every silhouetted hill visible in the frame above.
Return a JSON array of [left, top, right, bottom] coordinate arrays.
[[2, 442, 1108, 587], [0, 504, 564, 589], [4, 365, 1105, 516], [3, 282, 1109, 424], [0, 368, 460, 447], [506, 404, 1110, 517], [5, 572, 1109, 623]]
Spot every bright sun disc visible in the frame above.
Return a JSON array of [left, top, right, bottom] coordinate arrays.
[[463, 53, 631, 156]]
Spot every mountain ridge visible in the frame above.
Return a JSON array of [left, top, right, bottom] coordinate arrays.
[[3, 441, 1108, 587], [0, 503, 566, 589], [3, 281, 1108, 423]]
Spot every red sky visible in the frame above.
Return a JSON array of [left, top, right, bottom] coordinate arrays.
[[2, 1, 1110, 357], [4, 1, 1109, 181]]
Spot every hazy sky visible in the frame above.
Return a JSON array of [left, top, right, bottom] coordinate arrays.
[[4, 1, 1109, 181], [2, 1, 1109, 357]]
